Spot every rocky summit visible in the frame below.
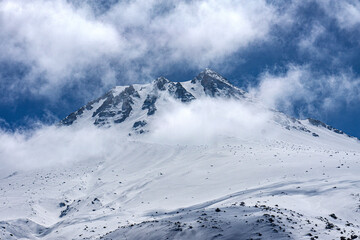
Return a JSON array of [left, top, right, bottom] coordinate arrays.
[[60, 69, 353, 140]]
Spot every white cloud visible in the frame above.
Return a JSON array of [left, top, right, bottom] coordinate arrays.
[[0, 118, 10, 129], [0, 98, 273, 176], [0, 0, 278, 98], [146, 0, 276, 66], [320, 0, 360, 30], [298, 24, 326, 56], [0, 124, 126, 177], [148, 98, 272, 145], [249, 65, 360, 117], [0, 0, 124, 95]]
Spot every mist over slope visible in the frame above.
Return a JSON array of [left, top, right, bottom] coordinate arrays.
[[0, 69, 360, 239]]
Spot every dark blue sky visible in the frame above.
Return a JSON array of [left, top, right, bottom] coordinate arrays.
[[1, 0, 360, 137]]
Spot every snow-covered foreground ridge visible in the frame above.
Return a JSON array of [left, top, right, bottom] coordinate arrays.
[[1, 69, 360, 239]]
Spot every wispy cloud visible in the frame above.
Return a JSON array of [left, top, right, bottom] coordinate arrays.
[[319, 0, 360, 30], [249, 65, 360, 118], [0, 124, 121, 177], [0, 118, 10, 129]]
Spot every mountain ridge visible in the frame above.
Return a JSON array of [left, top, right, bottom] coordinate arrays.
[[60, 69, 358, 141], [60, 69, 245, 127]]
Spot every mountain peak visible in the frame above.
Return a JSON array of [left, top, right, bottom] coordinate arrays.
[[191, 68, 243, 98], [153, 76, 170, 91], [60, 70, 247, 127], [203, 67, 221, 75], [58, 70, 357, 145], [194, 68, 229, 84]]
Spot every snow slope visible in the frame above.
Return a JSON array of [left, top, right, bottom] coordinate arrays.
[[1, 69, 360, 240]]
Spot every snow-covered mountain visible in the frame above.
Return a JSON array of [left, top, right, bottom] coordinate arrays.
[[60, 69, 246, 130], [60, 68, 352, 140], [1, 69, 360, 240]]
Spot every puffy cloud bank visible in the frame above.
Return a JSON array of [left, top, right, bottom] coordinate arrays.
[[148, 98, 272, 145], [0, 125, 115, 176], [0, 98, 273, 176], [0, 0, 276, 98]]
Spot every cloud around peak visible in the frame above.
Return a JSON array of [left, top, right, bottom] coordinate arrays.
[[2, 0, 360, 137]]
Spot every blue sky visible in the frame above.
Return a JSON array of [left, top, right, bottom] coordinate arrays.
[[1, 0, 360, 137]]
